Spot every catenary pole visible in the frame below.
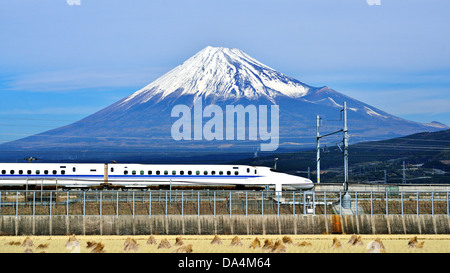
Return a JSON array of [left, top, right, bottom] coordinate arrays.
[[316, 115, 321, 184], [342, 101, 351, 209]]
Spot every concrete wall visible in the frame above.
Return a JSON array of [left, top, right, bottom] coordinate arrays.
[[1, 214, 449, 236]]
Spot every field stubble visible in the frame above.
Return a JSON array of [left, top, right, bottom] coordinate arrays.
[[0, 234, 449, 253]]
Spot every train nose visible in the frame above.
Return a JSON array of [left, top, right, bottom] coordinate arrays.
[[290, 175, 314, 190]]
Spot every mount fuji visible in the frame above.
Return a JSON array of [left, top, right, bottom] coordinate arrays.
[[0, 46, 446, 162]]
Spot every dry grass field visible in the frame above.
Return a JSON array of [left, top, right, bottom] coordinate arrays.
[[0, 234, 449, 253]]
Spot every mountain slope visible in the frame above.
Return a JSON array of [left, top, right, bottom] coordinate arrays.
[[0, 46, 446, 162]]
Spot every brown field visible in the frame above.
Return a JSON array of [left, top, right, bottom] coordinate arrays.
[[0, 234, 449, 253]]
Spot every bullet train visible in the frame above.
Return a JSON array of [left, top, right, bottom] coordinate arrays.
[[0, 163, 314, 192]]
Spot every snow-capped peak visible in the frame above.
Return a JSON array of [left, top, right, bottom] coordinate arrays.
[[120, 46, 312, 106]]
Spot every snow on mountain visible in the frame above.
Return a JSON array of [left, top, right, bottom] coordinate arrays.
[[119, 46, 312, 108], [363, 106, 388, 119]]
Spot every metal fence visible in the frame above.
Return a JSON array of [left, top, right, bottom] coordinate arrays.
[[0, 190, 449, 217]]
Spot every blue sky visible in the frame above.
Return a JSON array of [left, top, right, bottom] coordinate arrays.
[[1, 0, 449, 144]]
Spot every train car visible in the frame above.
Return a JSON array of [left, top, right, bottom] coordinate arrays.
[[0, 163, 105, 189], [0, 163, 314, 192]]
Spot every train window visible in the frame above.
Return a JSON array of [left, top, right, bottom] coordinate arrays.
[[233, 167, 239, 169], [10, 170, 15, 175], [164, 170, 168, 175], [1, 170, 5, 174], [247, 168, 250, 173], [53, 170, 57, 175], [140, 170, 144, 175], [255, 170, 257, 174], [44, 170, 48, 175], [61, 170, 65, 175], [124, 170, 128, 175], [132, 171, 137, 175], [111, 168, 114, 173], [180, 171, 184, 175], [148, 170, 152, 175], [172, 171, 176, 175], [90, 169, 96, 172], [27, 170, 31, 175], [211, 171, 216, 175], [188, 171, 192, 175], [60, 166, 66, 168], [156, 170, 160, 175], [36, 170, 40, 175], [219, 171, 223, 175], [19, 170, 23, 174], [227, 171, 231, 175], [196, 171, 200, 175], [73, 167, 76, 172], [204, 171, 208, 175], [235, 171, 239, 175]]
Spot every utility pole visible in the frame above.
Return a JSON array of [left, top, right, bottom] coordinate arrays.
[[343, 102, 349, 192], [316, 115, 321, 184], [316, 101, 350, 198], [24, 157, 37, 205], [315, 101, 350, 208], [402, 161, 406, 184], [341, 102, 351, 209]]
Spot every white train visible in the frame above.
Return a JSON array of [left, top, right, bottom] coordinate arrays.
[[0, 163, 314, 192]]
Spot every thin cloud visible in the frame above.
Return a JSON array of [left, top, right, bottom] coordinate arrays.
[[2, 68, 166, 93], [0, 106, 100, 116]]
